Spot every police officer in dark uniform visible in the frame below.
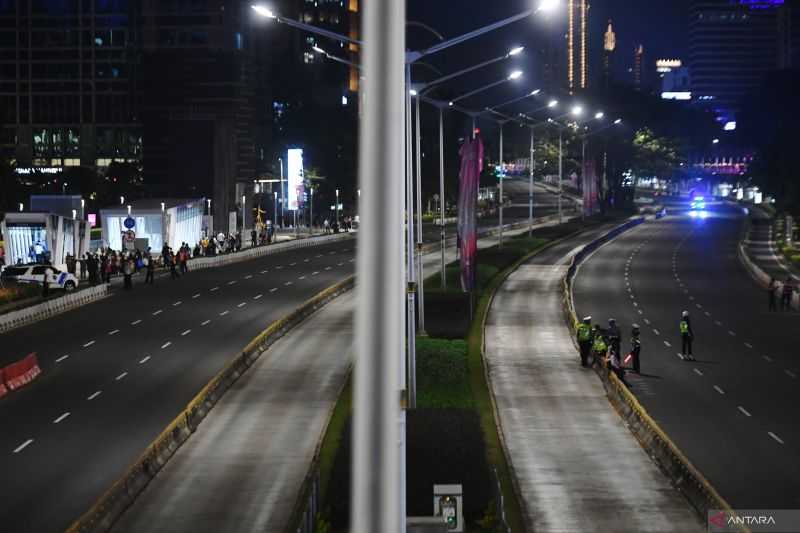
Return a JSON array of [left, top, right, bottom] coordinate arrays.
[[630, 324, 642, 373]]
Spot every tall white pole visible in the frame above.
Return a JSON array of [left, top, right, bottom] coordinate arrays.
[[310, 189, 314, 234], [336, 189, 340, 227], [581, 138, 587, 220], [529, 127, 534, 237], [558, 128, 563, 224], [405, 65, 417, 409], [351, 0, 404, 530], [498, 123, 504, 248], [439, 107, 446, 289], [415, 95, 426, 335], [279, 158, 284, 228], [273, 192, 277, 228]]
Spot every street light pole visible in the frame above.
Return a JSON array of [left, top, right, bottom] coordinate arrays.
[[498, 121, 505, 247], [529, 126, 535, 236], [279, 157, 284, 228], [273, 192, 277, 228], [414, 94, 426, 335], [335, 189, 340, 228], [558, 128, 563, 224], [439, 107, 446, 289], [310, 188, 314, 234], [405, 64, 417, 410]]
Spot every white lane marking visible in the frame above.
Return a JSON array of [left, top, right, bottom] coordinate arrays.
[[653, 329, 660, 336], [785, 370, 797, 379], [714, 320, 722, 326], [181, 329, 192, 336], [270, 288, 278, 293], [337, 262, 344, 266], [131, 319, 142, 326], [644, 319, 651, 325], [633, 302, 638, 307], [704, 311, 711, 317], [83, 340, 96, 348], [737, 406, 752, 417], [161, 341, 172, 349], [244, 275, 253, 280], [304, 259, 310, 263], [53, 412, 71, 424], [237, 302, 246, 308], [696, 304, 702, 309], [152, 309, 163, 316], [316, 254, 322, 258], [201, 320, 211, 326], [210, 286, 219, 292], [325, 266, 332, 271], [139, 356, 151, 364], [693, 368, 703, 376], [173, 301, 182, 307], [744, 342, 753, 349], [13, 439, 34, 453], [56, 355, 69, 363], [768, 432, 785, 445], [684, 289, 689, 294], [87, 390, 102, 401], [290, 262, 297, 266], [728, 330, 736, 337], [763, 355, 773, 362], [299, 276, 306, 280], [689, 296, 695, 301], [115, 372, 128, 381], [637, 309, 643, 315], [192, 293, 201, 299], [253, 294, 263, 300], [664, 341, 672, 347], [219, 310, 229, 316], [108, 329, 120, 336], [227, 280, 237, 286], [677, 353, 685, 360], [260, 270, 268, 274], [285, 281, 293, 286], [276, 266, 284, 269], [312, 271, 320, 276], [328, 251, 336, 255], [714, 385, 725, 395]]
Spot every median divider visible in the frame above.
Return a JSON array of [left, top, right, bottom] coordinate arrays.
[[0, 284, 109, 335], [66, 275, 356, 533], [560, 217, 749, 532]]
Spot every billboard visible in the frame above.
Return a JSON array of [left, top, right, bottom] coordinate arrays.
[[287, 148, 305, 211]]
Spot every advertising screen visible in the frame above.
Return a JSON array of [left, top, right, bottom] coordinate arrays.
[[287, 148, 304, 211]]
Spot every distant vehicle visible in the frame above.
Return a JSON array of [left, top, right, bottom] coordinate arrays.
[[0, 265, 79, 292], [690, 195, 706, 210]]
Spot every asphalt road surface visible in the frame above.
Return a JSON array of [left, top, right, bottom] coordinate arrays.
[[0, 238, 356, 532], [573, 200, 800, 509]]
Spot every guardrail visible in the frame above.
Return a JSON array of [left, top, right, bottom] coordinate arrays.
[[560, 217, 749, 532], [66, 276, 355, 533], [0, 284, 109, 334]]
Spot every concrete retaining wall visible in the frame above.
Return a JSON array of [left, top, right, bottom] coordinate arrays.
[[66, 276, 355, 533]]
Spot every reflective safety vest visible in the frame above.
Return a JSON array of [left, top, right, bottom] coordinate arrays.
[[592, 337, 607, 354], [680, 320, 689, 334], [576, 322, 592, 342]]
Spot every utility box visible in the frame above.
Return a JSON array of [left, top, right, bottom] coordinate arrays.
[[433, 484, 463, 532]]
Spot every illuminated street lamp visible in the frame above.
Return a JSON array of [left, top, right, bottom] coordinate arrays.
[[120, 196, 124, 205]]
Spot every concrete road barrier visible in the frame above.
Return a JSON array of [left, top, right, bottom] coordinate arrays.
[[560, 218, 750, 532], [66, 276, 355, 533], [0, 284, 109, 335]]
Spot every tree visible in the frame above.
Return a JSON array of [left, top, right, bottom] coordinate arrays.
[[629, 127, 683, 181]]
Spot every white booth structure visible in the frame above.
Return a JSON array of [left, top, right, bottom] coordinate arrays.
[[1, 212, 90, 269], [99, 199, 205, 253]]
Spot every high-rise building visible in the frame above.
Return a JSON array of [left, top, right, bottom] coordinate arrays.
[[602, 20, 616, 90], [633, 44, 645, 91], [0, 1, 142, 171], [689, 0, 798, 123], [567, 0, 589, 93]]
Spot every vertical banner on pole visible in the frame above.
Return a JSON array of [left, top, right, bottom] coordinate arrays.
[[583, 157, 597, 217], [457, 135, 484, 292]]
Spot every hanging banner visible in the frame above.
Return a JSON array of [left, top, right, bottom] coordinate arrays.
[[287, 148, 305, 211], [457, 135, 484, 293], [583, 157, 598, 217]]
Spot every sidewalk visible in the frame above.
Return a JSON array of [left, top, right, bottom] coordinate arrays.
[[743, 207, 800, 283], [484, 229, 702, 532]]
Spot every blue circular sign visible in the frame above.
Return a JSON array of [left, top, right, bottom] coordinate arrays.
[[123, 216, 135, 229]]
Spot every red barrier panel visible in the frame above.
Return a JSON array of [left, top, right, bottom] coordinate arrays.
[[0, 368, 7, 399], [3, 353, 41, 391]]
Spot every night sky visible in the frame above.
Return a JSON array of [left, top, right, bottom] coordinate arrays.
[[408, 0, 692, 95]]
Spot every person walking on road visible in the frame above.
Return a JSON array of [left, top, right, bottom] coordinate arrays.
[[251, 229, 257, 248], [122, 258, 134, 290], [680, 310, 695, 361], [144, 253, 155, 285], [169, 250, 180, 280], [768, 277, 778, 312], [629, 324, 642, 374], [781, 276, 795, 311], [576, 316, 594, 367], [41, 268, 52, 298]]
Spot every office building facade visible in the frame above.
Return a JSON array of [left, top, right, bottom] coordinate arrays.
[[567, 0, 589, 93]]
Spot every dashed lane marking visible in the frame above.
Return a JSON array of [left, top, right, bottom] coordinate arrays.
[[210, 286, 219, 292], [56, 355, 69, 363], [768, 432, 785, 445], [270, 288, 278, 293], [715, 320, 722, 326], [290, 262, 297, 266], [108, 329, 120, 336], [13, 439, 34, 454], [253, 294, 263, 300], [53, 412, 70, 424], [704, 311, 711, 317], [139, 356, 151, 364], [152, 309, 163, 316], [644, 319, 651, 325], [744, 342, 753, 349], [244, 275, 253, 280], [653, 329, 660, 336], [219, 310, 229, 316], [260, 270, 268, 274], [83, 340, 95, 348], [115, 372, 128, 381], [325, 266, 332, 271], [737, 406, 752, 417], [237, 302, 246, 308], [161, 342, 172, 349], [637, 309, 643, 315], [201, 320, 211, 326], [131, 319, 142, 325], [192, 293, 200, 299], [312, 271, 320, 276], [181, 329, 192, 336], [714, 385, 725, 395], [763, 355, 773, 362], [304, 259, 310, 263], [227, 280, 237, 286], [664, 341, 672, 347], [696, 304, 702, 309], [285, 281, 293, 286], [785, 370, 797, 379], [173, 301, 182, 307], [693, 368, 703, 376], [338, 262, 345, 266], [728, 330, 736, 337], [87, 391, 102, 401], [299, 276, 306, 280]]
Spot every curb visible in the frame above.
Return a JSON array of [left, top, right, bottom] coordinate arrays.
[[66, 275, 355, 533], [0, 284, 109, 335], [560, 219, 750, 532]]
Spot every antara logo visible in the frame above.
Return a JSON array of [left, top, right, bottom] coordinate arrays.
[[712, 511, 778, 527], [709, 512, 726, 527]]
